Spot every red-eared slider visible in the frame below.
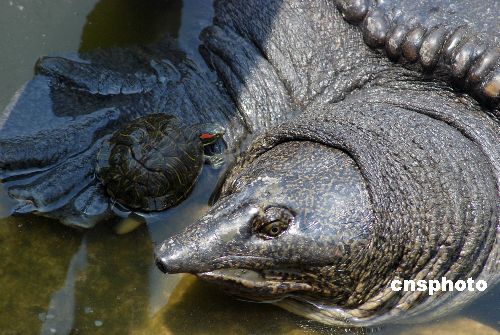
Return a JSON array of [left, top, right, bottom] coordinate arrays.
[[96, 114, 224, 212]]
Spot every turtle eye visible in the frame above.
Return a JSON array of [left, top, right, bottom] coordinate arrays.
[[252, 206, 294, 239], [260, 220, 289, 238]]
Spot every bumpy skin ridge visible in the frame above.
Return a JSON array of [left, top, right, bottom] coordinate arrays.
[[333, 0, 500, 104]]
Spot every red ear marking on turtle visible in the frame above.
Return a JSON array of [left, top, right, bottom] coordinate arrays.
[[200, 133, 217, 140]]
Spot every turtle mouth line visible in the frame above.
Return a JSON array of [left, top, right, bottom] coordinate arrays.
[[196, 269, 364, 325], [197, 268, 315, 299], [198, 268, 269, 285]]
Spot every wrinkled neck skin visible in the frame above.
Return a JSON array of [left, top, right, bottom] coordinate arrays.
[[231, 88, 499, 326]]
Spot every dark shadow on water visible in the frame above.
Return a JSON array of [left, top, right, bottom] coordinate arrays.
[[79, 0, 182, 52]]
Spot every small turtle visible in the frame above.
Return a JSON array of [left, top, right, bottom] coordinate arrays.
[[96, 113, 224, 212]]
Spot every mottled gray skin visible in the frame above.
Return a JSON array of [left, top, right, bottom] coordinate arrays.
[[0, 0, 499, 326], [157, 141, 375, 299]]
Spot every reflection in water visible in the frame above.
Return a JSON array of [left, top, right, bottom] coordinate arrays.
[[70, 223, 153, 334], [0, 216, 155, 334], [0, 217, 82, 334], [0, 183, 17, 219], [79, 0, 182, 52], [146, 166, 223, 244], [41, 238, 87, 335]]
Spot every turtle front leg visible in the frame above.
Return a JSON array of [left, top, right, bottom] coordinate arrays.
[[35, 55, 157, 96]]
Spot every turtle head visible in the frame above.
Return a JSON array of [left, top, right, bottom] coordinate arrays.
[[195, 123, 225, 146], [155, 141, 374, 304]]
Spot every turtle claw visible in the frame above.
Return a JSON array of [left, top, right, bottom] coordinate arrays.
[[205, 154, 225, 169]]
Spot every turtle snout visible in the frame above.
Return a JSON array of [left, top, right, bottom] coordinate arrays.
[[154, 199, 246, 275], [154, 238, 212, 274], [155, 257, 169, 274], [154, 242, 186, 274]]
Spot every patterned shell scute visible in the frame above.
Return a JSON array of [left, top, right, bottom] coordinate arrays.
[[96, 114, 204, 211]]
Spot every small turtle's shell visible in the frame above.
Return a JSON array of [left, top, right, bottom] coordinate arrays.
[[96, 114, 203, 211]]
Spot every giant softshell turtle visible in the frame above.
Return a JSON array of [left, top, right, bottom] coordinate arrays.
[[155, 0, 500, 326], [0, 0, 499, 327]]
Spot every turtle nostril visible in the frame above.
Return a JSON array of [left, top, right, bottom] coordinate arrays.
[[155, 256, 169, 273]]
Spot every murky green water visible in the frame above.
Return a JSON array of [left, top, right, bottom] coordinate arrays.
[[0, 1, 498, 334]]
